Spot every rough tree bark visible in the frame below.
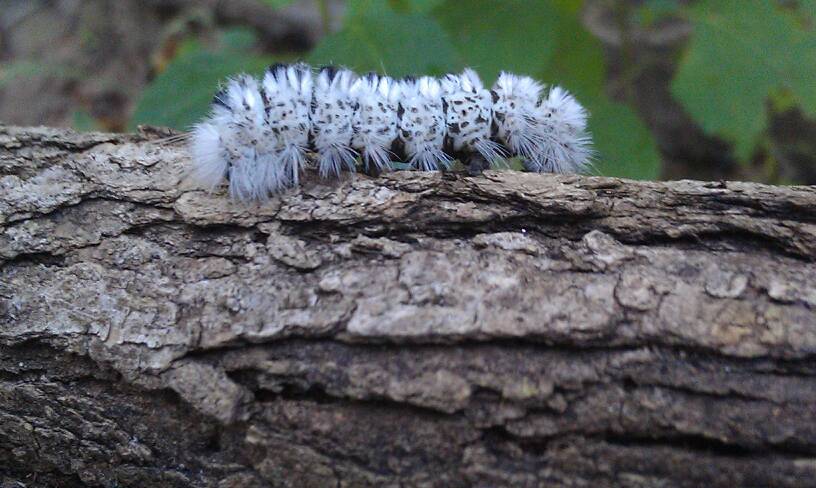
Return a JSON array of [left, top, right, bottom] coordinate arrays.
[[1, 125, 815, 487]]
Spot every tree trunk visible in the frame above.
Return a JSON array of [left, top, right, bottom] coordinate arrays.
[[1, 125, 815, 487]]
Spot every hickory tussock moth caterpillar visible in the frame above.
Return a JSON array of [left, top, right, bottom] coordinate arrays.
[[189, 63, 592, 201]]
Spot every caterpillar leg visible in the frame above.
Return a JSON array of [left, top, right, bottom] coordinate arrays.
[[466, 152, 491, 176], [409, 146, 452, 172], [228, 149, 265, 201], [362, 161, 383, 178]]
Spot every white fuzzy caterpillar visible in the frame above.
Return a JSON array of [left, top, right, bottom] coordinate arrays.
[[189, 63, 592, 200]]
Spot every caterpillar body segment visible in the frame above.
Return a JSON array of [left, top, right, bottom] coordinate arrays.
[[350, 73, 401, 176], [398, 76, 452, 172], [261, 62, 313, 188], [310, 66, 359, 179], [441, 68, 506, 175]]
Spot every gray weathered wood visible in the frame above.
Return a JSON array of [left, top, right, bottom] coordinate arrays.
[[1, 125, 815, 487]]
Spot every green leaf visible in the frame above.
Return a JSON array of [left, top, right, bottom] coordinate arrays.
[[259, 0, 297, 9], [220, 27, 260, 51], [388, 0, 444, 13], [433, 0, 661, 179], [786, 0, 816, 27], [637, 0, 682, 26], [72, 110, 101, 132], [308, 0, 459, 77], [130, 29, 274, 131], [672, 0, 816, 161], [433, 0, 559, 83], [542, 3, 661, 179], [0, 60, 81, 87], [583, 98, 663, 179]]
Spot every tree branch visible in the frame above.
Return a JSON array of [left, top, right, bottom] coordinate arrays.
[[1, 125, 815, 487]]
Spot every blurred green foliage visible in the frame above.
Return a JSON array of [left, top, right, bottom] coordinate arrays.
[[0, 60, 81, 88], [259, 0, 298, 7], [308, 0, 458, 76], [672, 0, 816, 161], [131, 0, 816, 181], [637, 0, 682, 26], [131, 29, 274, 130]]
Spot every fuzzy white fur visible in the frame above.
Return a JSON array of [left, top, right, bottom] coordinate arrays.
[[441, 69, 505, 166], [350, 73, 401, 172], [399, 76, 452, 171], [262, 63, 313, 188], [189, 122, 226, 191], [491, 72, 546, 162], [310, 67, 359, 178], [221, 75, 269, 201], [529, 86, 593, 173], [188, 64, 593, 200]]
